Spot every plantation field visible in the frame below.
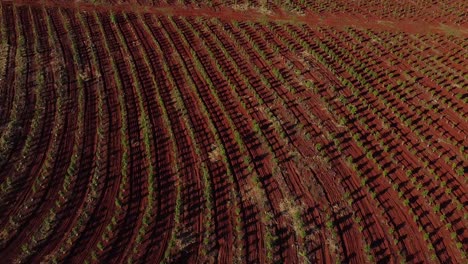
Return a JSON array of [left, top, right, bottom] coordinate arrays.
[[0, 1, 466, 263]]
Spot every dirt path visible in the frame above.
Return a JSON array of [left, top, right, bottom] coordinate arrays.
[[2, 0, 467, 36]]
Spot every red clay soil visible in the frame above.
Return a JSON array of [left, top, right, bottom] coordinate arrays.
[[127, 15, 202, 263], [287, 25, 465, 262], [126, 13, 208, 263], [68, 12, 148, 264], [231, 22, 397, 263], [228, 18, 464, 262], [0, 5, 46, 224], [159, 16, 263, 263], [0, 4, 36, 187], [114, 13, 179, 263], [25, 8, 100, 263], [1, 6, 79, 262], [178, 17, 308, 262], [51, 9, 124, 263], [308, 41, 458, 260], [139, 15, 252, 262], [11, 7, 98, 262], [0, 6, 45, 218], [206, 20, 360, 263], [2, 0, 468, 36], [0, 1, 466, 263], [319, 26, 467, 201], [90, 12, 150, 264], [0, 4, 17, 127], [203, 18, 335, 262]]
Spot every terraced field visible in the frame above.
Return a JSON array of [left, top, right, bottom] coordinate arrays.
[[0, 1, 466, 263]]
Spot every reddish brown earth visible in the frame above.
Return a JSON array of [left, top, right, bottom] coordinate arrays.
[[0, 0, 466, 263], [4, 0, 468, 37]]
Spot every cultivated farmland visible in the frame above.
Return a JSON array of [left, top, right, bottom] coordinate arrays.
[[0, 0, 466, 263]]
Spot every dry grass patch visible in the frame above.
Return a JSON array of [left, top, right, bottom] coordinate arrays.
[[279, 198, 306, 238], [208, 144, 222, 163]]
